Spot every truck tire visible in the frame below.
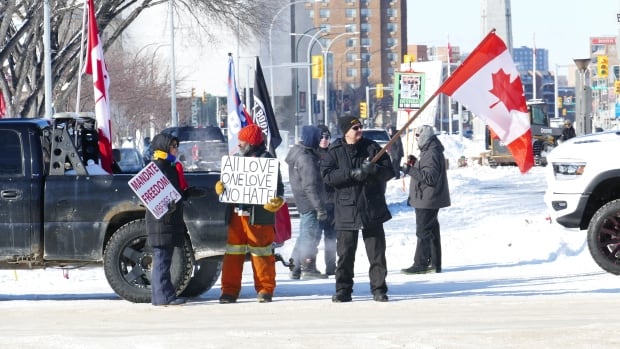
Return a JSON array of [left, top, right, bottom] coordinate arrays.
[[179, 256, 223, 298], [103, 220, 194, 303], [587, 199, 620, 275]]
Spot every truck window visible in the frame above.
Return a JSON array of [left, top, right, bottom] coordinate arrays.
[[0, 130, 23, 176]]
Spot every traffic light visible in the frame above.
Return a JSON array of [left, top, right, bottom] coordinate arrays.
[[557, 96, 562, 109], [191, 87, 196, 99], [597, 55, 609, 78], [615, 81, 620, 94], [403, 54, 415, 63], [202, 91, 207, 103], [311, 55, 323, 79], [376, 83, 384, 99], [360, 102, 367, 119]]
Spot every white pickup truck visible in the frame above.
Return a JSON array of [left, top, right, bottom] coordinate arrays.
[[544, 130, 620, 275]]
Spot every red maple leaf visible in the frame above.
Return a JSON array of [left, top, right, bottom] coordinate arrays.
[[488, 69, 527, 113]]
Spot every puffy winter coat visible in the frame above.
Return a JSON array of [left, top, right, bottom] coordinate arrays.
[[321, 137, 393, 230], [407, 136, 451, 209], [285, 144, 326, 214], [146, 133, 186, 248], [225, 143, 284, 225]]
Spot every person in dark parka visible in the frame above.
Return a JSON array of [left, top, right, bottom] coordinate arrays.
[[285, 125, 327, 280], [321, 116, 394, 303], [317, 124, 337, 276], [402, 125, 451, 274], [147, 133, 187, 306]]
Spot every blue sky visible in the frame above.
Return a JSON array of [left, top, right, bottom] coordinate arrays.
[[407, 0, 619, 68]]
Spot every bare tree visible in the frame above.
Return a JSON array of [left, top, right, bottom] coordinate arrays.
[[0, 0, 285, 118]]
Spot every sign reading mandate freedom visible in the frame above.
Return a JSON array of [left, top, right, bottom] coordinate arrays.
[[128, 162, 182, 219], [219, 156, 279, 205]]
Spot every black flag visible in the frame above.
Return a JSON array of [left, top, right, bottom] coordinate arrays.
[[253, 57, 282, 155]]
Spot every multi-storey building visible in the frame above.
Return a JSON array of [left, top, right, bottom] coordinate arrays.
[[289, 0, 407, 129]]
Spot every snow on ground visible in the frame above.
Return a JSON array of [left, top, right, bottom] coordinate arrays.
[[1, 135, 619, 348]]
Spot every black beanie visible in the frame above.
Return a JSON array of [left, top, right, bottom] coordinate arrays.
[[338, 116, 361, 134]]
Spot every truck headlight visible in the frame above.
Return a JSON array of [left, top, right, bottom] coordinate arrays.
[[552, 162, 586, 180]]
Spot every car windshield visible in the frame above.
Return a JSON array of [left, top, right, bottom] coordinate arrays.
[[363, 130, 390, 143]]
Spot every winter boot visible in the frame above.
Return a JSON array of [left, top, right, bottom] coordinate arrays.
[[300, 259, 328, 280], [289, 262, 301, 280]]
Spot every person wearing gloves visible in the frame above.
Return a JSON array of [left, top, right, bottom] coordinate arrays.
[[215, 124, 285, 303], [317, 125, 337, 276], [285, 125, 328, 280], [147, 133, 201, 306], [402, 125, 451, 275], [320, 116, 394, 303]]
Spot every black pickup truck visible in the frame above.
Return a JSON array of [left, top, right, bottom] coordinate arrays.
[[0, 117, 227, 303]]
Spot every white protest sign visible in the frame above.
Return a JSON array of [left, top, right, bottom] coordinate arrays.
[[219, 156, 279, 205], [128, 162, 182, 219]]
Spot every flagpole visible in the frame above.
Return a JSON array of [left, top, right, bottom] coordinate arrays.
[[43, 0, 53, 118], [75, 0, 88, 113], [370, 92, 440, 163], [532, 33, 537, 100], [168, 0, 178, 127]]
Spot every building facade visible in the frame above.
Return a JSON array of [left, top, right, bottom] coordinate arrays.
[[290, 0, 407, 129]]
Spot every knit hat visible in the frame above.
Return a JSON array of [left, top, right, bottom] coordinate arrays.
[[238, 124, 264, 146], [300, 125, 321, 149], [318, 124, 331, 138], [338, 116, 361, 134]]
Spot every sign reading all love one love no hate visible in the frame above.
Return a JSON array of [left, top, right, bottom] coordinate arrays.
[[219, 156, 279, 205], [128, 162, 182, 219]]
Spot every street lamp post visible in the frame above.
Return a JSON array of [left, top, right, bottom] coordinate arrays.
[[269, 0, 311, 107], [291, 29, 327, 125], [168, 0, 178, 127], [322, 32, 359, 127], [574, 58, 591, 136]]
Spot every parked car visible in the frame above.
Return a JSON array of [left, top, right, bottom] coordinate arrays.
[[150, 126, 228, 172], [362, 128, 391, 147], [113, 148, 145, 174]]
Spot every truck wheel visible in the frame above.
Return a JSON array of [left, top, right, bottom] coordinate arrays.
[[180, 256, 223, 298], [103, 220, 194, 303], [587, 199, 620, 275]]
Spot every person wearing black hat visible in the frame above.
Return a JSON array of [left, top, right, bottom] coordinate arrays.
[[317, 125, 337, 276], [321, 116, 394, 302]]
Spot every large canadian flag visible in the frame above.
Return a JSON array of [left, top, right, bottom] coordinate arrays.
[[439, 31, 534, 173], [84, 0, 113, 173]]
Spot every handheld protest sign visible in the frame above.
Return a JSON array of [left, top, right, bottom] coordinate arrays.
[[218, 155, 279, 205], [128, 162, 182, 219]]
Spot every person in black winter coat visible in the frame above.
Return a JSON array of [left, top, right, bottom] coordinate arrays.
[[146, 133, 187, 306], [321, 116, 394, 303], [402, 125, 451, 275], [285, 125, 328, 280], [317, 124, 337, 276], [386, 124, 404, 179], [560, 120, 576, 142]]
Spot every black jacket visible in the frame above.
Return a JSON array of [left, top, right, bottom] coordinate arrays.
[[225, 143, 284, 225], [407, 136, 451, 209], [285, 144, 325, 214], [146, 134, 186, 248], [318, 147, 335, 205], [321, 137, 393, 230]]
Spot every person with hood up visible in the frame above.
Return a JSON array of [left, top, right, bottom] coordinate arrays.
[[317, 124, 337, 276], [146, 133, 187, 306], [285, 125, 328, 280], [321, 116, 394, 303], [215, 124, 285, 303], [402, 125, 451, 274]]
